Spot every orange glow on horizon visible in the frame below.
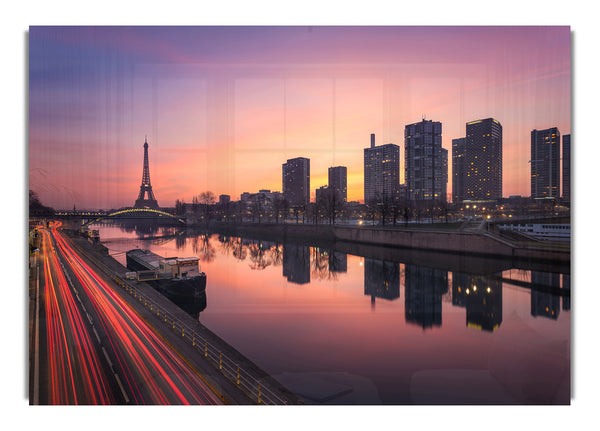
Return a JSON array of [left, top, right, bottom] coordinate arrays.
[[29, 26, 571, 209]]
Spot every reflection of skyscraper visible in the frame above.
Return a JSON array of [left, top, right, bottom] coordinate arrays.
[[453, 273, 502, 331], [328, 251, 347, 273], [562, 274, 570, 311], [451, 273, 468, 308], [405, 265, 448, 328], [282, 157, 310, 207], [282, 243, 310, 284], [467, 280, 502, 332], [364, 259, 400, 301], [531, 272, 561, 319]]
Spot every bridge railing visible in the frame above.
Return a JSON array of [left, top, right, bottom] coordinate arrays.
[[68, 235, 289, 405]]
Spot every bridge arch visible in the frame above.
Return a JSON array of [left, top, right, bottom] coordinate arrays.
[[82, 208, 185, 227]]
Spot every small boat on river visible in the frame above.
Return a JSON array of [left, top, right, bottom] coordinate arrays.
[[126, 248, 206, 299]]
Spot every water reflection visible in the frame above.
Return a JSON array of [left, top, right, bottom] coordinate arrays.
[[405, 265, 448, 329], [107, 219, 182, 241], [453, 274, 503, 331], [531, 272, 561, 320], [283, 244, 310, 284], [165, 291, 207, 320], [103, 222, 570, 330], [96, 222, 570, 404], [364, 259, 400, 303]]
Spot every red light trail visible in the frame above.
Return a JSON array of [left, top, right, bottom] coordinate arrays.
[[36, 222, 223, 405]]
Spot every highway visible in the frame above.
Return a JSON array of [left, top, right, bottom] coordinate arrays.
[[31, 221, 224, 405]]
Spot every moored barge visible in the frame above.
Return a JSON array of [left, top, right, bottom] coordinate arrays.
[[126, 248, 206, 299]]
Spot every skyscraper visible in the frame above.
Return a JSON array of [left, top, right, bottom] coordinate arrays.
[[531, 128, 560, 199], [404, 119, 447, 201], [364, 134, 400, 204], [465, 118, 503, 201], [282, 157, 310, 207], [562, 134, 570, 202], [328, 166, 347, 202], [452, 137, 466, 203]]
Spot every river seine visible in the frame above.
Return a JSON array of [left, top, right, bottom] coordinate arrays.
[[94, 223, 570, 405]]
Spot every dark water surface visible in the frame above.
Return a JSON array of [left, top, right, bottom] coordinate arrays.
[[95, 223, 570, 405]]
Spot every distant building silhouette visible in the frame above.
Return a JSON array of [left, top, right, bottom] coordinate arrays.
[[531, 127, 561, 199], [328, 166, 347, 202], [364, 133, 400, 204], [562, 134, 570, 202], [465, 118, 503, 201], [405, 119, 447, 201], [282, 157, 310, 207], [452, 137, 466, 203], [315, 185, 329, 205]]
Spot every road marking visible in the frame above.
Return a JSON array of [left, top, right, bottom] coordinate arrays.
[[86, 312, 93, 325], [93, 327, 101, 344], [114, 374, 130, 404], [102, 346, 114, 371]]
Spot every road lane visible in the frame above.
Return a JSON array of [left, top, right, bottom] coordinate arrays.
[[38, 226, 116, 404], [42, 222, 223, 405]]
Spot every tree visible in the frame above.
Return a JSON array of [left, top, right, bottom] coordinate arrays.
[[371, 192, 391, 225], [438, 200, 450, 223], [29, 189, 54, 216], [272, 196, 289, 224], [365, 200, 378, 225], [196, 191, 216, 224], [175, 198, 186, 215], [251, 198, 263, 224], [320, 189, 345, 225]]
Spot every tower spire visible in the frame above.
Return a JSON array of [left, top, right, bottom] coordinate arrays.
[[134, 136, 159, 209]]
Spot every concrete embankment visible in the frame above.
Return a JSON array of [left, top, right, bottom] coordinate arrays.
[[64, 229, 302, 405], [206, 221, 570, 266]]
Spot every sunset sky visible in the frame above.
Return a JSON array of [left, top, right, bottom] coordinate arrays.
[[29, 26, 571, 210]]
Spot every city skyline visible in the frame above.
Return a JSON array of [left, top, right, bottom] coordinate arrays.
[[29, 26, 571, 210]]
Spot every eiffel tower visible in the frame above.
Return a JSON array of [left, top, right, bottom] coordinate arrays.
[[134, 136, 159, 209]]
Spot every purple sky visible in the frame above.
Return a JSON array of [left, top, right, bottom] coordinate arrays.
[[29, 26, 571, 209]]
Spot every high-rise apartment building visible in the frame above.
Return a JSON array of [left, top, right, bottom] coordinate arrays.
[[328, 166, 347, 202], [404, 119, 447, 201], [531, 127, 560, 199], [452, 137, 466, 203], [282, 157, 310, 207], [464, 118, 503, 201], [364, 134, 400, 204], [562, 134, 570, 201]]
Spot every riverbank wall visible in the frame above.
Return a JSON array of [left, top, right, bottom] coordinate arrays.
[[204, 221, 570, 268]]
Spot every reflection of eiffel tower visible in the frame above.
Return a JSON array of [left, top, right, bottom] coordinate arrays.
[[134, 136, 159, 209]]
